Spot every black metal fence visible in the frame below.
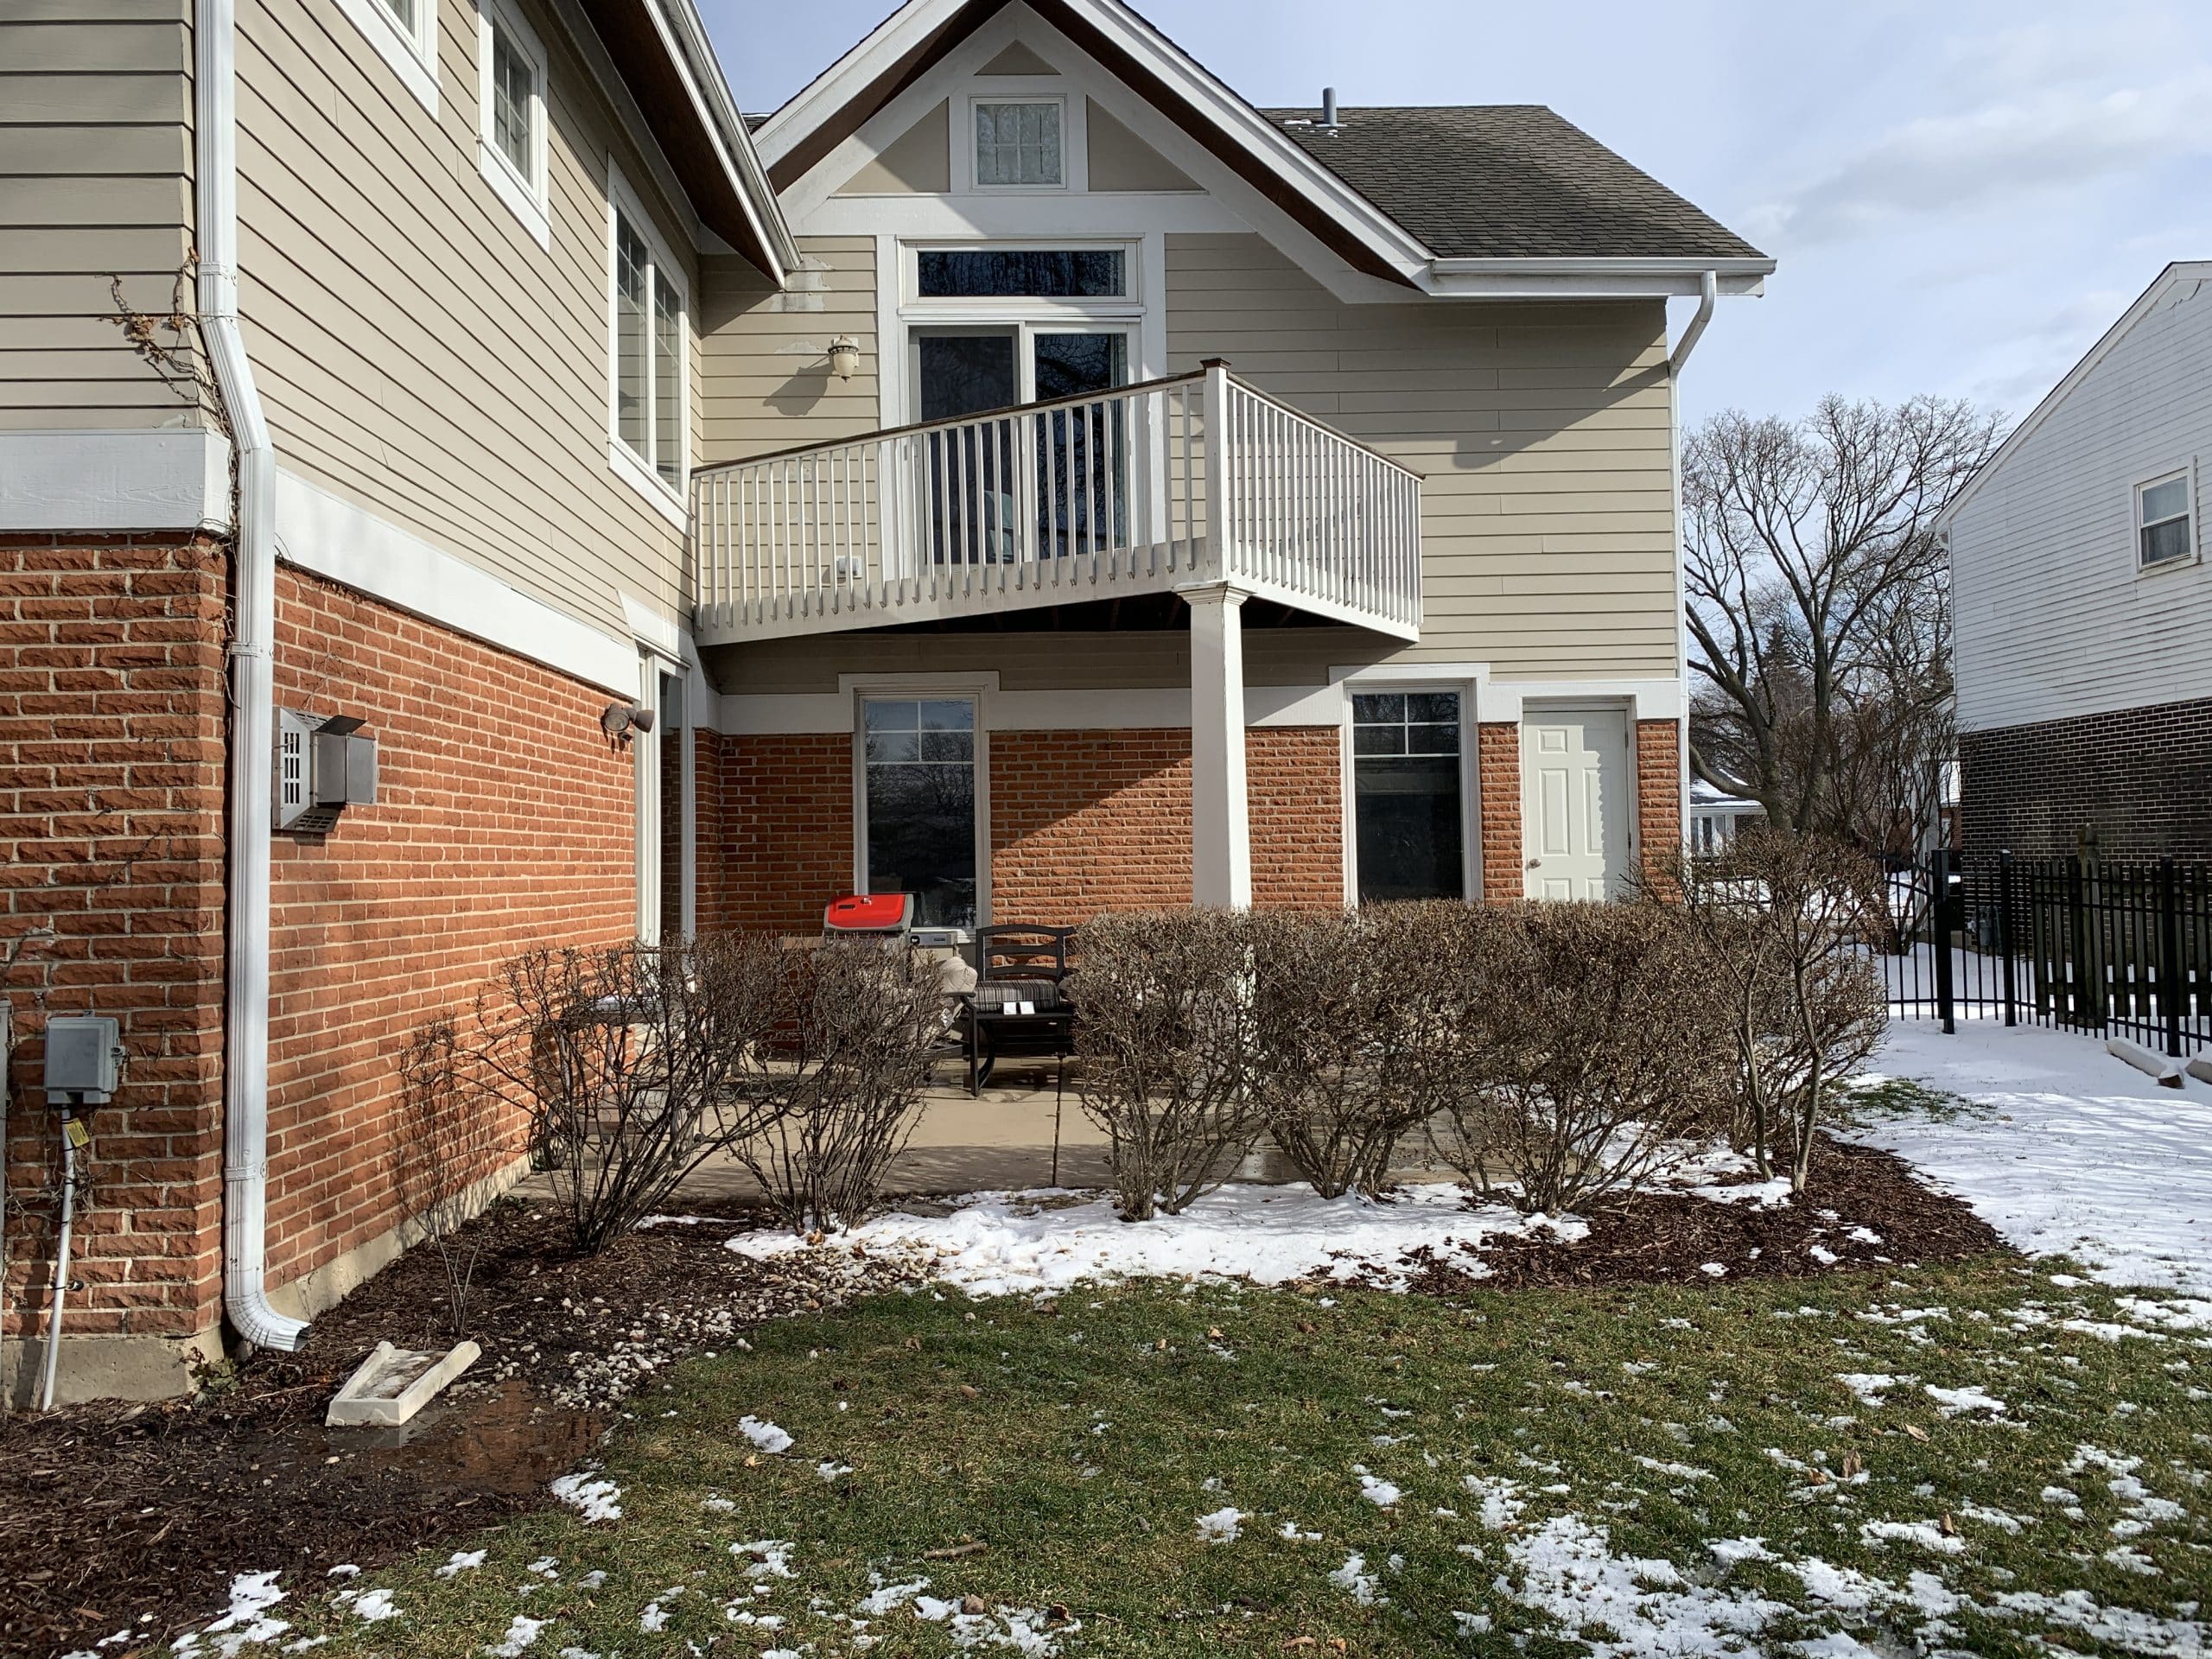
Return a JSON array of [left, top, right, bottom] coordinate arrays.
[[1883, 851, 2212, 1055]]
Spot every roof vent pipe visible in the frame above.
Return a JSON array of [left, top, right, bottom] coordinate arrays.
[[1319, 87, 1340, 128]]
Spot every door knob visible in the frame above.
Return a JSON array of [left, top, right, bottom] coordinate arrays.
[[1526, 858, 1541, 868]]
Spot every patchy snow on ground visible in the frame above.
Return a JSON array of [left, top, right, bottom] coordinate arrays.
[[548, 1471, 622, 1524], [726, 1182, 1585, 1295], [1856, 1020, 2212, 1294]]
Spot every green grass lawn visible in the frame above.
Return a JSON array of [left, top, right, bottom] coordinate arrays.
[[193, 1255, 2210, 1658]]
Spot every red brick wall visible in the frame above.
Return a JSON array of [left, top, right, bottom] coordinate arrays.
[[1249, 728, 1344, 910], [707, 733, 855, 934], [264, 568, 637, 1293], [990, 729, 1192, 922], [1476, 721, 1522, 904], [1635, 718, 1684, 883], [1, 536, 229, 1342]]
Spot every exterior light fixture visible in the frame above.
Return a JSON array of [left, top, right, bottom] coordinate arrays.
[[601, 702, 657, 747], [827, 334, 861, 380]]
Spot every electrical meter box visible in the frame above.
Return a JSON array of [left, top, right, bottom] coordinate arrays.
[[275, 710, 378, 834], [44, 1014, 123, 1107]]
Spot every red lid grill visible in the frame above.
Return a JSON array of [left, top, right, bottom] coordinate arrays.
[[823, 893, 915, 939]]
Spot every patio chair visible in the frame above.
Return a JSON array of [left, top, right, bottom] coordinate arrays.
[[965, 924, 1077, 1097]]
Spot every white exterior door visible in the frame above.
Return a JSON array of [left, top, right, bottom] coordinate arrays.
[[1521, 706, 1631, 899]]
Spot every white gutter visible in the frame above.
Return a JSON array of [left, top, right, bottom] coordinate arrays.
[[197, 0, 308, 1351], [1669, 269, 1719, 374]]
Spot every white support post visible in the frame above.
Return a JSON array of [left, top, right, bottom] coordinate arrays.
[[1201, 356, 1233, 582], [1185, 582, 1252, 909]]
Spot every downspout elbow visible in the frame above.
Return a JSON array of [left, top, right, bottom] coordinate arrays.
[[1669, 270, 1719, 375]]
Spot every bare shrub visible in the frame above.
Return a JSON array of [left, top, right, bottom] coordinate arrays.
[[1248, 905, 1477, 1199], [395, 1018, 499, 1337], [469, 935, 793, 1254], [1433, 903, 1732, 1215], [1662, 828, 1891, 1193], [1069, 912, 1266, 1221], [728, 939, 946, 1234]]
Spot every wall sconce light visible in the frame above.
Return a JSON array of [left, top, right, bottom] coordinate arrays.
[[601, 702, 657, 747], [827, 334, 861, 381]]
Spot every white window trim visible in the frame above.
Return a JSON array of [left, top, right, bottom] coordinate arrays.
[[847, 673, 995, 930], [1338, 677, 1479, 908], [476, 0, 550, 250], [336, 0, 440, 115], [962, 89, 1079, 194], [604, 159, 690, 529], [883, 236, 1154, 425], [2132, 460, 2200, 575]]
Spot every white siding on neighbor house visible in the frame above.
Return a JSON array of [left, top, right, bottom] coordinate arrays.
[[0, 0, 207, 433], [231, 0, 705, 641], [1950, 276, 2212, 734]]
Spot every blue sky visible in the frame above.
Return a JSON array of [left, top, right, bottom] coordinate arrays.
[[700, 0, 2212, 432]]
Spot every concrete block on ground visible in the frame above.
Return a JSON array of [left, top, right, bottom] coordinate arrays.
[[326, 1338, 480, 1427], [2107, 1037, 2184, 1089]]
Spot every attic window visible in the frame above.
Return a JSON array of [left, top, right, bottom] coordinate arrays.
[[2138, 472, 2195, 569], [975, 101, 1062, 188]]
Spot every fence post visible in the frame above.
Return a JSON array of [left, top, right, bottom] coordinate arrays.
[[2161, 855, 2185, 1058], [1931, 847, 1957, 1034], [1998, 850, 2018, 1028]]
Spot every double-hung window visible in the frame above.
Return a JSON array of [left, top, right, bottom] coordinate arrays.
[[476, 0, 548, 246], [1351, 690, 1465, 903], [2137, 469, 2196, 570], [607, 169, 687, 518], [974, 101, 1064, 188]]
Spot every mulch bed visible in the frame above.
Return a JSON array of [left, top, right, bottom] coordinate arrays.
[[0, 1138, 2005, 1658], [0, 1202, 877, 1659], [1386, 1134, 2005, 1296]]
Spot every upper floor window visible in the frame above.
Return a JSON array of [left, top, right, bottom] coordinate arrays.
[[607, 169, 687, 519], [975, 101, 1063, 188], [476, 0, 549, 247], [337, 0, 439, 112], [917, 249, 1124, 298], [2137, 470, 2195, 570]]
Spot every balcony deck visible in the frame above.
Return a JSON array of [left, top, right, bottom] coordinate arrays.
[[689, 365, 1421, 646]]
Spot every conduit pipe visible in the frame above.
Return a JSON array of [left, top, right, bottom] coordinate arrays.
[[198, 0, 308, 1351], [36, 1116, 78, 1411]]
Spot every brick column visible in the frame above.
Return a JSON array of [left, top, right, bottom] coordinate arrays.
[[2, 534, 231, 1390], [1477, 721, 1522, 904], [1636, 718, 1684, 884]]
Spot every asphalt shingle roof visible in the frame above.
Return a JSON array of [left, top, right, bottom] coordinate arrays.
[[1258, 104, 1764, 263]]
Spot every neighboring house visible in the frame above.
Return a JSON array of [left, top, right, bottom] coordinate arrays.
[[1942, 261, 2212, 858], [1688, 781, 1763, 855], [0, 0, 1768, 1402]]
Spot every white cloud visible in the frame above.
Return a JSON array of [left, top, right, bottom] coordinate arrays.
[[1750, 68, 2212, 249]]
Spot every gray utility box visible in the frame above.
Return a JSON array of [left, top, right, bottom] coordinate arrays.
[[275, 710, 378, 834], [44, 1014, 123, 1106]]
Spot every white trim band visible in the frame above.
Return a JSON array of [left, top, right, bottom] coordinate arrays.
[[272, 471, 639, 697], [0, 429, 232, 533]]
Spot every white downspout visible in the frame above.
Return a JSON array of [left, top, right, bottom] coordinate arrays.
[[1669, 270, 1719, 856], [198, 0, 308, 1351]]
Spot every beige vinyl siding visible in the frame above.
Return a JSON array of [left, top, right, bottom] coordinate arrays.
[[0, 0, 205, 431], [1168, 234, 1680, 677], [231, 0, 701, 639], [699, 237, 880, 461]]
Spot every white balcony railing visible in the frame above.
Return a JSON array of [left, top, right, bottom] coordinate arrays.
[[689, 363, 1421, 645]]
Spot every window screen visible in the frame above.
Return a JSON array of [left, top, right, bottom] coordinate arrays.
[[1352, 691, 1465, 903]]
